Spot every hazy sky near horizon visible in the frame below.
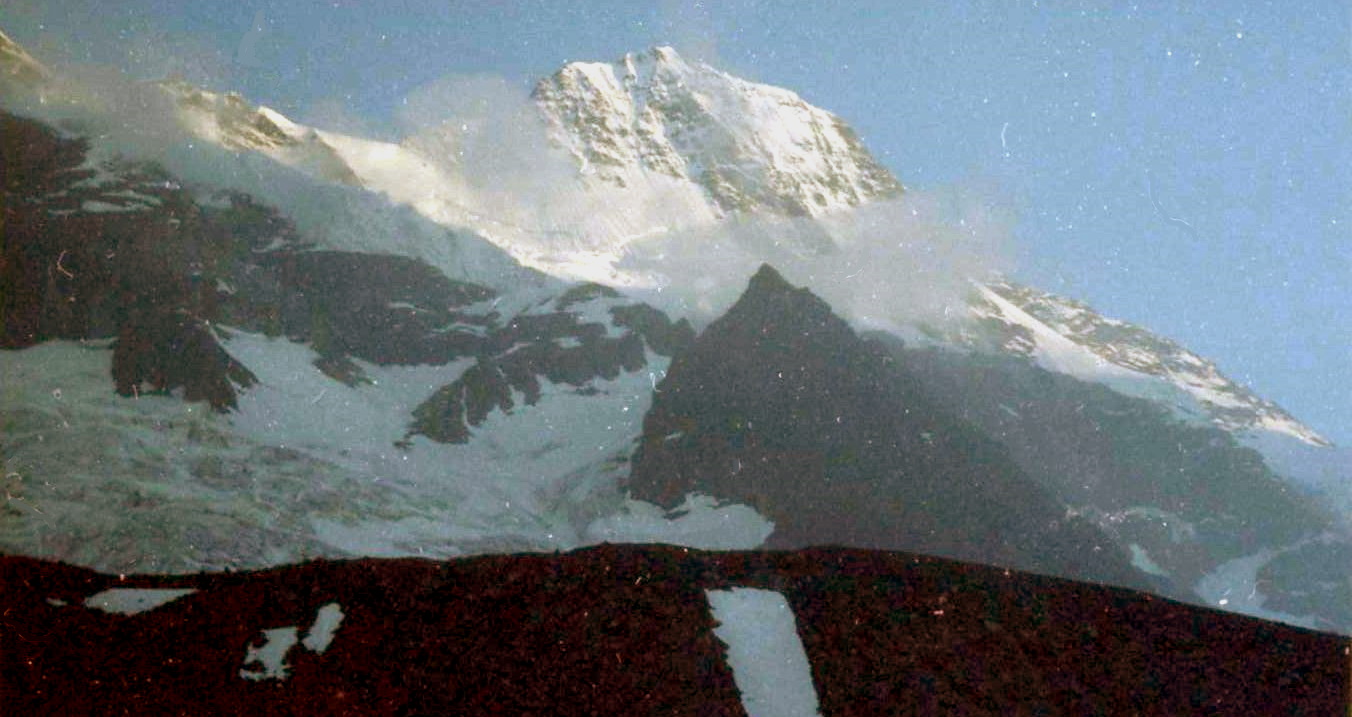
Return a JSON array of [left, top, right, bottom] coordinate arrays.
[[4, 1, 1349, 443]]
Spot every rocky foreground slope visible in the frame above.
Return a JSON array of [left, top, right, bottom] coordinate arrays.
[[3, 545, 1346, 715]]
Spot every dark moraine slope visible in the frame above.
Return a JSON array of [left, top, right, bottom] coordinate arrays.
[[1, 545, 1346, 715]]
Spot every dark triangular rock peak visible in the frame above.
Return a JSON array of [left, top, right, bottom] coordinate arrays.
[[747, 263, 793, 292], [629, 268, 1153, 591], [729, 263, 838, 327]]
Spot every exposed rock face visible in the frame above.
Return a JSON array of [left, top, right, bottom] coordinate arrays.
[[1, 111, 259, 410], [243, 250, 495, 367], [629, 264, 1149, 590], [533, 46, 901, 216], [112, 310, 257, 411], [4, 547, 1346, 715]]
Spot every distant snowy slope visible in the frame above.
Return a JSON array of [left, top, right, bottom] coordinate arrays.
[[157, 79, 364, 186], [964, 281, 1329, 447]]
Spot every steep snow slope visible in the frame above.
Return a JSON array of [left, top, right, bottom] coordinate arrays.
[[157, 79, 363, 186], [311, 126, 720, 285]]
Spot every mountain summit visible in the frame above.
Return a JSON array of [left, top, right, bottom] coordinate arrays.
[[533, 46, 902, 216]]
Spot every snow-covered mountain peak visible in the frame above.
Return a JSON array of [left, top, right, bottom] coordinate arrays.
[[612, 45, 682, 82], [534, 46, 901, 217]]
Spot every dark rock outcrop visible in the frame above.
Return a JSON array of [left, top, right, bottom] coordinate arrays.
[[241, 249, 495, 366], [2, 111, 262, 410], [112, 311, 257, 411], [2, 112, 201, 348], [408, 296, 694, 444], [629, 265, 1149, 590]]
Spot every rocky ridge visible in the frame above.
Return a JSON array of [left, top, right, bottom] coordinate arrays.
[[5, 546, 1346, 715], [961, 281, 1328, 446]]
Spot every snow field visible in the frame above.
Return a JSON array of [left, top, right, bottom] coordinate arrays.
[[0, 333, 776, 573]]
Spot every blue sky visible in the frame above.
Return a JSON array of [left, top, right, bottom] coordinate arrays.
[[4, 1, 1349, 443]]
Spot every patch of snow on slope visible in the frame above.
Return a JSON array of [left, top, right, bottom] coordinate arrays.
[[302, 603, 344, 654], [705, 588, 823, 717], [1127, 545, 1169, 577], [585, 494, 773, 550], [221, 330, 472, 476], [84, 588, 196, 615], [240, 627, 299, 681]]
